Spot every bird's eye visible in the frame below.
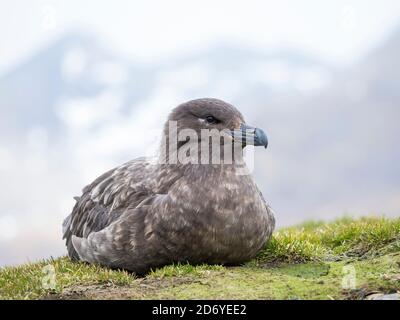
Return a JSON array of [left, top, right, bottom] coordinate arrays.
[[205, 115, 218, 124]]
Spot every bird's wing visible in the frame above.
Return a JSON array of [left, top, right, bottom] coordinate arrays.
[[70, 203, 168, 274], [62, 157, 155, 260]]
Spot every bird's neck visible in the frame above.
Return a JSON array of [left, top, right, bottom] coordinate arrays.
[[158, 139, 245, 166]]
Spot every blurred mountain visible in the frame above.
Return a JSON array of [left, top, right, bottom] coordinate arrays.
[[0, 31, 334, 145], [252, 27, 400, 224]]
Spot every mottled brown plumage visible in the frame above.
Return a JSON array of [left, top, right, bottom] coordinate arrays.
[[62, 98, 275, 274]]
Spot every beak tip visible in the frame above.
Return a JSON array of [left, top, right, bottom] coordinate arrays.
[[254, 127, 268, 149], [235, 124, 269, 149]]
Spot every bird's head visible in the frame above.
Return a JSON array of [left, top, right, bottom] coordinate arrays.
[[166, 98, 268, 148], [160, 98, 268, 165]]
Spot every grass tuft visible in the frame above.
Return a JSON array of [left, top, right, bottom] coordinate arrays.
[[257, 216, 400, 264], [0, 257, 134, 300]]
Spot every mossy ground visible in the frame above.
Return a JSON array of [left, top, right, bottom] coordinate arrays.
[[1, 216, 399, 300]]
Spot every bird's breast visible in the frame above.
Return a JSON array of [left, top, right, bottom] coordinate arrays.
[[151, 165, 273, 263]]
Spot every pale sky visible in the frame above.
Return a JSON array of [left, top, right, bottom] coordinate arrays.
[[1, 0, 400, 75]]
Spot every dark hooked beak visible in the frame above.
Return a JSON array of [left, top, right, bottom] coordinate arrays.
[[231, 124, 268, 149]]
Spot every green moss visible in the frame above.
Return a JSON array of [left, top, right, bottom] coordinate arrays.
[[1, 216, 399, 300], [144, 253, 400, 300]]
